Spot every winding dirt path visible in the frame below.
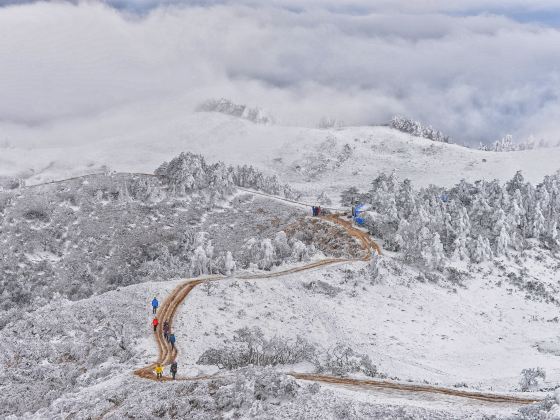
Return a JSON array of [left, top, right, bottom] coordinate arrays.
[[133, 194, 540, 406]]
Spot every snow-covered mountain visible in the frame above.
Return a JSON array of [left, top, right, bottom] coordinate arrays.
[[2, 110, 559, 201], [2, 113, 560, 419]]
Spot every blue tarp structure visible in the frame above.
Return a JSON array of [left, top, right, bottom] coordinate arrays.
[[353, 203, 368, 225]]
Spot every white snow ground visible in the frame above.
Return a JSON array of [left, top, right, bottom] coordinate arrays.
[[1, 277, 520, 420], [175, 258, 560, 394]]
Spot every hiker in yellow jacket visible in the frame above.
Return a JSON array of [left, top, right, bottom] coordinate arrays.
[[155, 364, 164, 380]]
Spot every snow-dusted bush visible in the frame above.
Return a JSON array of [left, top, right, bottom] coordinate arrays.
[[390, 115, 451, 143], [314, 344, 379, 378], [286, 218, 360, 259], [197, 327, 316, 369], [317, 117, 344, 129], [515, 395, 557, 419], [303, 280, 342, 297], [237, 232, 314, 270], [291, 239, 312, 261], [0, 176, 24, 190], [196, 98, 274, 125], [519, 367, 546, 391], [479, 134, 560, 152]]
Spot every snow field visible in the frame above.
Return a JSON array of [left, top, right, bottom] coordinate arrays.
[[175, 257, 560, 394]]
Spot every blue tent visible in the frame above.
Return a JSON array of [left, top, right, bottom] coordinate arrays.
[[353, 203, 368, 225]]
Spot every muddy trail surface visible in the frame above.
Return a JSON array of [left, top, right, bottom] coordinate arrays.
[[133, 191, 540, 407]]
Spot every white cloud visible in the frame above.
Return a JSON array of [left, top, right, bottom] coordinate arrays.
[[0, 1, 559, 144]]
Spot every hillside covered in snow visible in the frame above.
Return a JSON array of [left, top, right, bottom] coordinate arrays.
[[2, 110, 560, 202], [2, 148, 560, 419]]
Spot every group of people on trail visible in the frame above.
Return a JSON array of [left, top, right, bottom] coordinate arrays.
[[311, 206, 322, 216], [163, 320, 177, 350], [150, 296, 179, 380], [151, 317, 176, 350]]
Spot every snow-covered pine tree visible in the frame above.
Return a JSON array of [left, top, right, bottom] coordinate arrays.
[[532, 202, 546, 239], [191, 246, 208, 276], [493, 209, 511, 257], [428, 232, 445, 270], [470, 235, 493, 263]]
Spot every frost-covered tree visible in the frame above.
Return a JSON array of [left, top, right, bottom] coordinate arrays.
[[196, 98, 275, 124], [273, 232, 292, 262], [191, 246, 209, 276], [291, 240, 310, 262], [427, 233, 445, 270], [390, 115, 451, 143], [340, 187, 363, 206], [492, 134, 514, 152], [493, 209, 511, 256], [224, 251, 236, 276], [519, 368, 546, 391], [259, 239, 275, 270], [532, 202, 546, 239], [355, 170, 560, 267], [469, 235, 492, 263]]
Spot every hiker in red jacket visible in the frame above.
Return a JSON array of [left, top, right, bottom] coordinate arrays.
[[152, 317, 159, 332]]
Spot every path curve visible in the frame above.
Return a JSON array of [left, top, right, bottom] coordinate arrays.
[[133, 193, 540, 406]]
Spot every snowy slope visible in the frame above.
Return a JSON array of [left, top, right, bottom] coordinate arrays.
[[175, 258, 560, 393], [2, 110, 559, 200], [3, 110, 560, 418]]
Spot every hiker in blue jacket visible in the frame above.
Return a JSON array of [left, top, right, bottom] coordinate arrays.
[[151, 297, 158, 315], [169, 333, 176, 350]]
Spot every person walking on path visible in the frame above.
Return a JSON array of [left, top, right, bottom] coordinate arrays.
[[170, 361, 178, 380], [169, 333, 176, 350], [163, 320, 170, 341], [155, 363, 163, 380], [151, 297, 159, 315], [152, 317, 159, 332]]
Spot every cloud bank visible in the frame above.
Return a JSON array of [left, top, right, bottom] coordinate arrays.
[[1, 1, 560, 144]]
